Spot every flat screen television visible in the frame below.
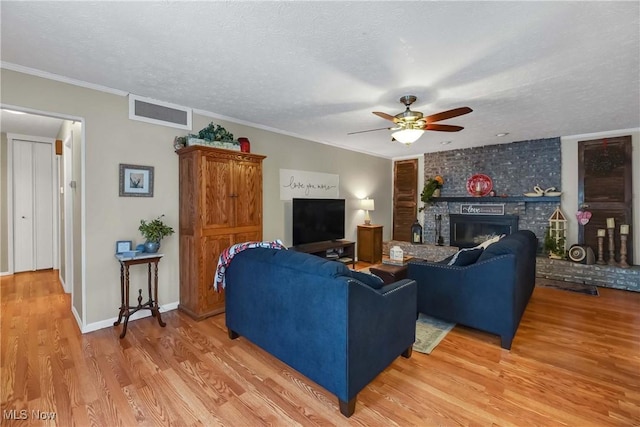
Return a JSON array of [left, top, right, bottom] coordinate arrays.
[[292, 198, 345, 246]]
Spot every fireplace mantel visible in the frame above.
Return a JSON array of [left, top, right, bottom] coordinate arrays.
[[430, 196, 560, 203]]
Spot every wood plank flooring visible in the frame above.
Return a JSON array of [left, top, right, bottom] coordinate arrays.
[[1, 269, 639, 426]]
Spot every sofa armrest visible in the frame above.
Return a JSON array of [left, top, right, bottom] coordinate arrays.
[[346, 278, 417, 399], [407, 256, 518, 333]]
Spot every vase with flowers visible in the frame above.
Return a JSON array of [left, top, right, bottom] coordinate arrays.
[[138, 214, 175, 253], [419, 175, 444, 211]]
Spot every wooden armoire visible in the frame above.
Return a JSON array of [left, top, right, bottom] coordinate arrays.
[[177, 145, 266, 319]]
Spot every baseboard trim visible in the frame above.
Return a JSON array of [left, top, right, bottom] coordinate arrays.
[[81, 301, 179, 334]]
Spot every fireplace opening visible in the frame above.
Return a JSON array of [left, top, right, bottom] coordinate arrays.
[[450, 214, 519, 248]]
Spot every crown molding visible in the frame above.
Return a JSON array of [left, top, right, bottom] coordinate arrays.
[[1, 61, 129, 96]]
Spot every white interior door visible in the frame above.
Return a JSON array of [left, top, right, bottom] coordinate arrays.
[[12, 139, 55, 272], [13, 140, 35, 272], [34, 142, 54, 269]]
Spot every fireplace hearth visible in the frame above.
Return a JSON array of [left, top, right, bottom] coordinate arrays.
[[450, 214, 519, 248]]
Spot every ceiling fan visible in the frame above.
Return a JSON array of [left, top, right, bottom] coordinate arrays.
[[349, 95, 473, 144]]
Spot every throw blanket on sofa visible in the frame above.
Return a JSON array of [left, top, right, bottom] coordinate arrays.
[[213, 240, 287, 291]]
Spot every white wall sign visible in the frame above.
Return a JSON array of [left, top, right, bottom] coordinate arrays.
[[279, 169, 339, 200], [460, 204, 505, 215]]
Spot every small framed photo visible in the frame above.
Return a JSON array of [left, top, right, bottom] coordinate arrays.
[[116, 240, 132, 254], [119, 164, 154, 197]]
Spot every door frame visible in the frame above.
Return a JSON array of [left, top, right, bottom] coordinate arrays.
[[2, 103, 86, 333], [62, 133, 74, 294], [6, 133, 58, 274]]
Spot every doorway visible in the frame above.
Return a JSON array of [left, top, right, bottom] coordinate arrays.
[[2, 106, 83, 328]]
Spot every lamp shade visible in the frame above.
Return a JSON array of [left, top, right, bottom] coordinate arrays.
[[360, 199, 374, 211], [392, 129, 424, 145]]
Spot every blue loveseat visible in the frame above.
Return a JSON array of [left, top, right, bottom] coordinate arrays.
[[407, 230, 538, 349], [224, 248, 417, 417]]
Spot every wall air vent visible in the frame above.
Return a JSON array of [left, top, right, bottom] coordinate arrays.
[[128, 94, 192, 130]]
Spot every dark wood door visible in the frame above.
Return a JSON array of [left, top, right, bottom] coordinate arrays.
[[578, 136, 633, 263], [393, 159, 418, 241]]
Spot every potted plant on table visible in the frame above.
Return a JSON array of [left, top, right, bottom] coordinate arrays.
[[138, 214, 175, 253]]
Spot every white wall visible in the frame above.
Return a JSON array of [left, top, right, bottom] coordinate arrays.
[[561, 129, 640, 264]]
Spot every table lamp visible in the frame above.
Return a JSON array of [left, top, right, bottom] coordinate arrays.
[[360, 198, 374, 225]]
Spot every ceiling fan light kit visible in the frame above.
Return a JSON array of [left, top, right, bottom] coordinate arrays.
[[392, 128, 424, 145], [353, 95, 473, 144]]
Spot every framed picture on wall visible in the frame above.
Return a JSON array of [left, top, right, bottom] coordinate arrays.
[[119, 164, 154, 197]]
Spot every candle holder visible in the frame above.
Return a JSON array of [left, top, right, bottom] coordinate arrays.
[[596, 235, 606, 265], [619, 234, 630, 268], [607, 228, 616, 266]]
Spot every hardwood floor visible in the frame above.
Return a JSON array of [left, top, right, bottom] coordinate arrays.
[[2, 269, 639, 426]]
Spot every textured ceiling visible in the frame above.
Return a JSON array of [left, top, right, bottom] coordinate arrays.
[[1, 1, 639, 158]]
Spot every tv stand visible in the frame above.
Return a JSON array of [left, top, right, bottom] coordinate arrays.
[[292, 240, 356, 269]]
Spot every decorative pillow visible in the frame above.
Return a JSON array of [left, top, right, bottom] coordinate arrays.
[[447, 247, 484, 266], [475, 234, 505, 250], [348, 270, 385, 289]]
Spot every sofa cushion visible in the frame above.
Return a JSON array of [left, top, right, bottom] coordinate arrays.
[[447, 247, 484, 266], [347, 270, 385, 289]]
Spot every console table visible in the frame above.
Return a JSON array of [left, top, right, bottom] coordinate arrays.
[[292, 240, 356, 268], [114, 253, 166, 338]]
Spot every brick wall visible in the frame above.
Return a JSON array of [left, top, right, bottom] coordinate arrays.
[[421, 138, 561, 249]]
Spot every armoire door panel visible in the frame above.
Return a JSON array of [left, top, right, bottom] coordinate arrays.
[[202, 155, 233, 229], [202, 234, 233, 312], [234, 161, 262, 228]]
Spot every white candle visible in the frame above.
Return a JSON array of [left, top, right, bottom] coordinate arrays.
[[606, 218, 615, 228], [597, 229, 606, 237], [620, 224, 629, 235]]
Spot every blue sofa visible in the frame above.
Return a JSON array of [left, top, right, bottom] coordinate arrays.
[[407, 230, 538, 349], [224, 248, 417, 417]]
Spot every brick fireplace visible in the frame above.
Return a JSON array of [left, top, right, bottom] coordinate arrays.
[[421, 137, 561, 251], [419, 137, 638, 292]]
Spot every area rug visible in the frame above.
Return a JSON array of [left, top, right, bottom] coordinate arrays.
[[536, 278, 599, 296], [413, 314, 455, 354]]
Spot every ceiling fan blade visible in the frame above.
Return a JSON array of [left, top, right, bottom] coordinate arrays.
[[373, 111, 400, 123], [425, 107, 473, 123], [424, 124, 464, 132], [347, 127, 390, 135]]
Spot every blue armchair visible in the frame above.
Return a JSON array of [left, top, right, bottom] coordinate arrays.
[[224, 248, 417, 416], [407, 230, 538, 349]]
